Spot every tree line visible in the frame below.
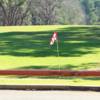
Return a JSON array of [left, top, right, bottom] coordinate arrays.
[[0, 0, 100, 25]]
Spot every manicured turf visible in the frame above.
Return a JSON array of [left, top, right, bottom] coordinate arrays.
[[0, 77, 100, 86], [0, 25, 100, 70], [0, 25, 100, 86]]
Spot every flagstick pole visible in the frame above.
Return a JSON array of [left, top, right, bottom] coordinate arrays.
[[56, 38, 61, 72]]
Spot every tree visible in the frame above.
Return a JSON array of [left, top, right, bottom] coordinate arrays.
[[0, 0, 32, 25], [57, 0, 86, 24], [80, 0, 99, 24], [0, 0, 99, 25], [95, 0, 100, 24], [30, 0, 61, 25], [30, 0, 86, 25]]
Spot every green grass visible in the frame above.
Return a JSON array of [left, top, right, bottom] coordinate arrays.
[[0, 25, 100, 70], [0, 25, 100, 86], [0, 77, 100, 86]]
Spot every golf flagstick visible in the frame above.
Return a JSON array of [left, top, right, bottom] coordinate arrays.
[[50, 32, 61, 71], [56, 36, 61, 71]]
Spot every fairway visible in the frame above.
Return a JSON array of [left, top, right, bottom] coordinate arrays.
[[0, 25, 100, 70]]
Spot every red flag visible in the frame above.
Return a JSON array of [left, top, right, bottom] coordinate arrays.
[[50, 32, 58, 45]]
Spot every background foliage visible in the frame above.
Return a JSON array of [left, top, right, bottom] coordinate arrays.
[[0, 0, 100, 25]]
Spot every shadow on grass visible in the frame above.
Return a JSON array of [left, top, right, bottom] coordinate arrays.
[[14, 62, 100, 71], [15, 65, 49, 70], [0, 26, 100, 57], [4, 62, 99, 80]]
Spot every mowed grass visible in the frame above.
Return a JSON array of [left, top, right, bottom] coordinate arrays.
[[0, 25, 100, 70], [0, 25, 100, 86], [0, 77, 100, 86]]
